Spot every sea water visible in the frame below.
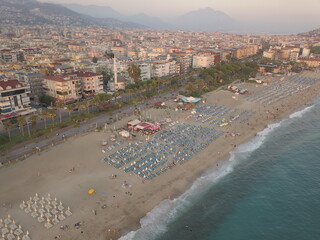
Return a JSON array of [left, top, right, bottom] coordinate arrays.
[[120, 101, 320, 240]]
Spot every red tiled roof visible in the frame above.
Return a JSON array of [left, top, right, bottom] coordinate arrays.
[[0, 79, 23, 90], [74, 71, 102, 78], [0, 49, 12, 52]]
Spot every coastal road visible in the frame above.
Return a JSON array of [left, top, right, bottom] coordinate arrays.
[[0, 87, 182, 165], [1, 77, 188, 136]]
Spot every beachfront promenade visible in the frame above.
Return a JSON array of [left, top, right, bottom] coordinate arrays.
[[1, 71, 320, 240], [0, 90, 178, 166]]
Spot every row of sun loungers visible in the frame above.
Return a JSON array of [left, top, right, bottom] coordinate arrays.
[[102, 123, 224, 180]]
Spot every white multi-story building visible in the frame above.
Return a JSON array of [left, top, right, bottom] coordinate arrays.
[[262, 50, 275, 60], [151, 61, 170, 78], [0, 49, 20, 63], [192, 54, 215, 68], [169, 59, 179, 75], [301, 48, 310, 58], [137, 62, 152, 81], [0, 79, 31, 114], [14, 72, 44, 103]]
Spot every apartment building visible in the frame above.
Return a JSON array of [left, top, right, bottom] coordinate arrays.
[[0, 79, 31, 114], [15, 72, 44, 103], [43, 74, 82, 102], [137, 62, 152, 81], [151, 61, 170, 78], [67, 43, 86, 52], [297, 57, 320, 67], [111, 45, 128, 58], [170, 52, 192, 73], [263, 46, 301, 62], [74, 70, 104, 96], [169, 59, 180, 75], [0, 49, 22, 63], [192, 54, 215, 68], [233, 46, 257, 59]]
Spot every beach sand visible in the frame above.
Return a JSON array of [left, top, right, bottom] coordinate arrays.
[[0, 73, 320, 240]]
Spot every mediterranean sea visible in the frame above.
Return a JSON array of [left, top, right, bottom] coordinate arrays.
[[121, 99, 320, 240]]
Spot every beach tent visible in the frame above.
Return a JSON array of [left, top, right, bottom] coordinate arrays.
[[119, 130, 130, 138], [181, 96, 201, 103], [128, 119, 141, 126], [88, 189, 95, 194]]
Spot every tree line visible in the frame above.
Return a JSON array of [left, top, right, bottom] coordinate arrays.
[[183, 61, 258, 97]]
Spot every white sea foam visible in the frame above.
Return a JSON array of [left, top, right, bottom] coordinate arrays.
[[119, 103, 316, 240], [289, 105, 314, 119]]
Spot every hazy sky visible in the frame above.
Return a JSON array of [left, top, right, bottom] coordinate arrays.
[[40, 0, 320, 32], [40, 0, 320, 18]]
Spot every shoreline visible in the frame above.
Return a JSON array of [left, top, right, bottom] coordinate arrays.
[[0, 72, 320, 240], [118, 74, 320, 239], [120, 109, 313, 239]]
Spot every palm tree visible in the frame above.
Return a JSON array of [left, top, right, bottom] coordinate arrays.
[[151, 79, 157, 92], [55, 101, 63, 123], [90, 98, 96, 112], [94, 93, 107, 108], [112, 91, 121, 104], [17, 116, 26, 136], [67, 104, 74, 118], [48, 109, 56, 126], [3, 121, 13, 141], [76, 101, 82, 113], [156, 78, 160, 91], [82, 100, 89, 113], [41, 110, 48, 129], [127, 64, 141, 83], [61, 92, 68, 104], [30, 114, 38, 131]]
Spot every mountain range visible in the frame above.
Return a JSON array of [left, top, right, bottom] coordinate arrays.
[[61, 3, 320, 34], [63, 3, 174, 30], [0, 0, 318, 34], [298, 28, 320, 38], [0, 0, 145, 28], [63, 4, 236, 32]]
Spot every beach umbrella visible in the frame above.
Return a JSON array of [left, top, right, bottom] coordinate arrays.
[[88, 189, 95, 195]]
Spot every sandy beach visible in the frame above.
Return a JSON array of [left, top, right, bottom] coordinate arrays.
[[1, 71, 320, 240]]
